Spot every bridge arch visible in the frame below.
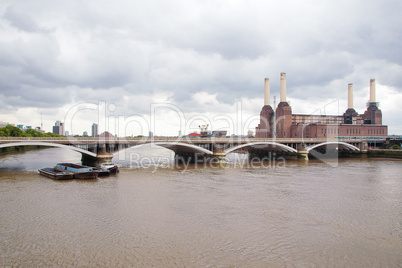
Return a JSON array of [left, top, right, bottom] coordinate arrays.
[[153, 142, 213, 155], [0, 142, 97, 157], [225, 142, 298, 154], [113, 142, 214, 155], [306, 142, 360, 152]]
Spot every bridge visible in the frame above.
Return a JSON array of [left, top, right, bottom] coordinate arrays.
[[0, 137, 366, 166]]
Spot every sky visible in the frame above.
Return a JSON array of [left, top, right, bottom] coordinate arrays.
[[0, 0, 401, 136]]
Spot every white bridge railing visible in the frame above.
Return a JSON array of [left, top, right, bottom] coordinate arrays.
[[0, 137, 362, 143]]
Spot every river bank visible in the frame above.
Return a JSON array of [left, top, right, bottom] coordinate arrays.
[[0, 145, 46, 154], [367, 149, 402, 159]]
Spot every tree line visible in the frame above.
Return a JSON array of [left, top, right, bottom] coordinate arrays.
[[0, 125, 63, 137]]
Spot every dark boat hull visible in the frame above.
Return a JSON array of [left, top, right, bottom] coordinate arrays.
[[107, 165, 119, 174], [73, 171, 99, 180], [102, 164, 119, 174], [38, 168, 74, 180], [97, 170, 111, 177], [93, 167, 111, 177]]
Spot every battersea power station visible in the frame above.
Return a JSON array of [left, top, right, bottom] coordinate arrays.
[[255, 73, 388, 139]]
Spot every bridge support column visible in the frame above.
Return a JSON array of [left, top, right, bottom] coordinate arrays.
[[81, 144, 113, 166], [296, 144, 309, 161], [210, 145, 226, 163], [81, 153, 113, 167], [210, 151, 227, 163], [359, 141, 368, 154]]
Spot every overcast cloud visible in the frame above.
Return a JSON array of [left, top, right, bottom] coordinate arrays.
[[0, 0, 401, 135]]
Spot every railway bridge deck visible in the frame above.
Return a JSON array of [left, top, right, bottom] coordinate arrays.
[[0, 137, 366, 165]]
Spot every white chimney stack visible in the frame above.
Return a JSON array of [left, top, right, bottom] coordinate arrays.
[[348, 83, 353, 109], [370, 79, 376, 103], [264, 78, 270, 106], [280, 72, 286, 102]]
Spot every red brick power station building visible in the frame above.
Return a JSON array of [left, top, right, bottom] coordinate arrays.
[[255, 73, 387, 139]]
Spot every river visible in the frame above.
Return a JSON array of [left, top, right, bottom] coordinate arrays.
[[0, 146, 401, 267]]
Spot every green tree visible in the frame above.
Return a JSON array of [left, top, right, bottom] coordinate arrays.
[[5, 125, 27, 137], [26, 129, 45, 137], [0, 125, 64, 137], [44, 132, 64, 137], [390, 144, 401, 150], [0, 126, 10, 136]]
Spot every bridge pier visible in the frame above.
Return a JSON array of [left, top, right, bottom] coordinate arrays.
[[296, 144, 309, 160], [81, 153, 113, 167], [209, 147, 227, 163], [359, 141, 368, 153], [81, 144, 113, 167], [297, 150, 309, 160]]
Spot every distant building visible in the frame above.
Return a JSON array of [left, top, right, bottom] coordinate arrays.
[[91, 123, 98, 137], [255, 73, 387, 139], [83, 131, 88, 137], [199, 125, 210, 137], [0, 121, 9, 128], [52, 121, 65, 136], [65, 131, 70, 136], [211, 130, 227, 137], [16, 124, 24, 129], [149, 131, 153, 138], [35, 127, 46, 133]]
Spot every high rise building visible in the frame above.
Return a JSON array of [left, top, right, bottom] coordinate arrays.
[[52, 121, 64, 136], [91, 123, 98, 137]]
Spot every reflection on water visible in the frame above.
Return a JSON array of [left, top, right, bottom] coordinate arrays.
[[0, 147, 401, 267]]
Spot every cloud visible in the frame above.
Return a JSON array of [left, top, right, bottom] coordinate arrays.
[[0, 0, 401, 135], [3, 5, 51, 33]]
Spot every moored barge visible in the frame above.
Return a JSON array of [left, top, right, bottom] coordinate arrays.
[[38, 167, 74, 180], [54, 163, 99, 179]]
